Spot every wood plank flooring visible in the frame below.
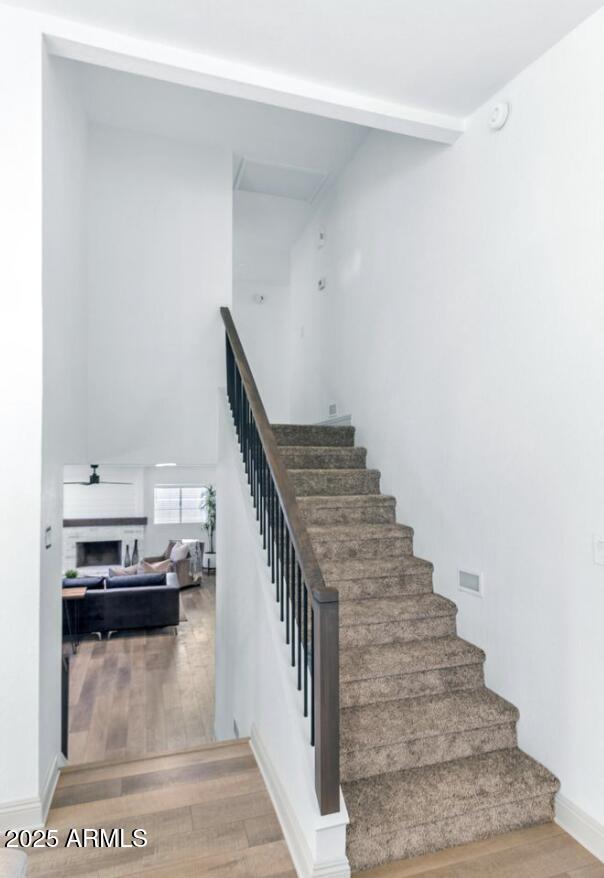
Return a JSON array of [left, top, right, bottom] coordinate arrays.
[[20, 740, 295, 877], [361, 822, 603, 878], [67, 582, 215, 765], [53, 578, 601, 877]]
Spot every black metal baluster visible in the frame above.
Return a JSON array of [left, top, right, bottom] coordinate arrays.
[[264, 456, 269, 550], [253, 426, 259, 513], [279, 510, 285, 621], [297, 565, 302, 690], [285, 532, 290, 644], [271, 480, 277, 589], [239, 373, 244, 449], [290, 546, 296, 666], [310, 604, 315, 746], [303, 584, 308, 716], [259, 447, 265, 538]]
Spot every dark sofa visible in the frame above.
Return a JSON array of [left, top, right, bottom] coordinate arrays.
[[62, 573, 179, 638]]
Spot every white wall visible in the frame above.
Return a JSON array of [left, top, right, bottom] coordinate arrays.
[[40, 54, 89, 798], [233, 280, 291, 423], [216, 396, 349, 877], [288, 8, 604, 836], [0, 5, 46, 824], [232, 189, 312, 422], [86, 123, 232, 466], [63, 466, 144, 519]]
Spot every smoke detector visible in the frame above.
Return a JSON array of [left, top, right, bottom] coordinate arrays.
[[489, 102, 510, 131]]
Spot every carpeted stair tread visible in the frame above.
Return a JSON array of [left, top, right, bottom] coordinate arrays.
[[272, 423, 355, 446], [340, 688, 518, 751], [298, 494, 397, 525], [343, 749, 560, 840], [339, 594, 456, 626], [308, 523, 413, 541], [279, 445, 367, 469], [321, 555, 433, 582], [309, 523, 414, 562], [298, 494, 396, 509], [289, 468, 380, 496], [340, 636, 485, 683]]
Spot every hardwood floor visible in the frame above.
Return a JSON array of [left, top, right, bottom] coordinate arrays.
[[57, 580, 601, 877], [23, 740, 295, 877], [67, 582, 216, 766], [360, 823, 603, 877]]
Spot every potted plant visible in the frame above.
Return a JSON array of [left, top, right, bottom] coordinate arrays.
[[64, 569, 79, 579], [201, 485, 216, 553]]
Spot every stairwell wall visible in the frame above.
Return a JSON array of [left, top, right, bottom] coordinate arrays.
[[215, 395, 350, 878], [86, 123, 232, 466], [288, 6, 604, 841]]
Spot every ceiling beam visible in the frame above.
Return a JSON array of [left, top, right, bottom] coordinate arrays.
[[43, 21, 465, 144]]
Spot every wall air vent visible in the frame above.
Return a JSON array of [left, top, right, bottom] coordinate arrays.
[[234, 156, 327, 203], [458, 569, 483, 596]]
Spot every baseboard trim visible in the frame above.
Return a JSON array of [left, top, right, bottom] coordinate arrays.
[[250, 725, 350, 878], [0, 752, 59, 830], [556, 793, 604, 862], [40, 752, 60, 824]]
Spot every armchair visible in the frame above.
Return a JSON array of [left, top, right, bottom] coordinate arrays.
[[144, 541, 204, 588]]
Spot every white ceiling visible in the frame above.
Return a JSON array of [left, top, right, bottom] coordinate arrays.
[[60, 57, 351, 286], [9, 0, 604, 116], [75, 60, 366, 176]]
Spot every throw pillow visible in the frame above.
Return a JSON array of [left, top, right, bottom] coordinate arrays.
[[162, 541, 176, 560], [108, 564, 139, 577], [170, 542, 190, 562]]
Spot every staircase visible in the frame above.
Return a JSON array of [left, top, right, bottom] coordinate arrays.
[[273, 422, 560, 873]]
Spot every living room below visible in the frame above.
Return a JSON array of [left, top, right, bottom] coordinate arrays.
[[61, 462, 217, 766]]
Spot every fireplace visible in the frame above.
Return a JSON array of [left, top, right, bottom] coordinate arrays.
[[76, 540, 122, 567]]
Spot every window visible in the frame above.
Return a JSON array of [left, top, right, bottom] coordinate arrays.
[[154, 485, 208, 525]]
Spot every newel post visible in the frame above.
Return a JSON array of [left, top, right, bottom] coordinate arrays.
[[313, 588, 340, 815]]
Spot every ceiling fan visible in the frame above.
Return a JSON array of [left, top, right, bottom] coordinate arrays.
[[64, 464, 133, 486]]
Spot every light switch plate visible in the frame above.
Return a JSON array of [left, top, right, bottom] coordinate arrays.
[[593, 535, 604, 565]]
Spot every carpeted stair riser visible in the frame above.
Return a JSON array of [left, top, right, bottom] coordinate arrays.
[[332, 573, 434, 600], [347, 795, 555, 871], [288, 468, 380, 496], [272, 424, 355, 447], [298, 495, 397, 526], [341, 637, 485, 683], [340, 614, 456, 648], [280, 446, 367, 470], [340, 663, 485, 708], [312, 534, 414, 562], [339, 594, 457, 646], [320, 556, 433, 582], [341, 723, 518, 782]]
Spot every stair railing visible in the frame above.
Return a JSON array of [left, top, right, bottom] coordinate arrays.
[[220, 306, 340, 816]]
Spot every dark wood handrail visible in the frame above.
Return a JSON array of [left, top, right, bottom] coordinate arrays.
[[220, 307, 336, 603], [220, 306, 340, 815]]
